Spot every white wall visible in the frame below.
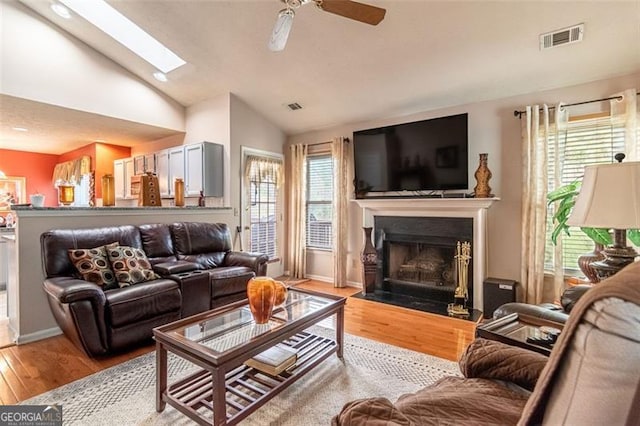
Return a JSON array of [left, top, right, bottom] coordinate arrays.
[[230, 94, 288, 276], [0, 2, 184, 131], [288, 72, 640, 293]]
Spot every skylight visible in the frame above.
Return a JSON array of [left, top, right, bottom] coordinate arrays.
[[59, 0, 186, 73]]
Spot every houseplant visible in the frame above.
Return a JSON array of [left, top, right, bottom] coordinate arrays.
[[548, 180, 640, 246], [548, 180, 640, 281]]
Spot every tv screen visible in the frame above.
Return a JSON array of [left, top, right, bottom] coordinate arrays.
[[353, 113, 468, 197]]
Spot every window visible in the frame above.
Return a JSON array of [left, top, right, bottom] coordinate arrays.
[[244, 153, 282, 261], [306, 154, 334, 249], [545, 113, 637, 274]]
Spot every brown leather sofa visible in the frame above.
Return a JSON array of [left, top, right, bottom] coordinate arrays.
[[493, 284, 592, 324], [333, 261, 640, 425], [41, 222, 268, 357]]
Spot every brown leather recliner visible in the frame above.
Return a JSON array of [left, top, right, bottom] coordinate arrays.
[[333, 261, 640, 425], [41, 222, 268, 357], [493, 284, 592, 324]]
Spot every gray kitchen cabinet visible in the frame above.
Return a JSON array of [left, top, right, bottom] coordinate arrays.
[[184, 142, 223, 197]]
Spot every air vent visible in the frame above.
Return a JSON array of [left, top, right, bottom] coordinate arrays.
[[540, 24, 584, 50], [287, 102, 303, 111]]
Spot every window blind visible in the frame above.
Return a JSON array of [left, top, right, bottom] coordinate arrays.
[[306, 154, 333, 249]]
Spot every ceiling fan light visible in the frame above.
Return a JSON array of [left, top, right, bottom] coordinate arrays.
[[268, 8, 295, 52]]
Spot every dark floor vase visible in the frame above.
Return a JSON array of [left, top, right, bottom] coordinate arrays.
[[361, 227, 377, 295]]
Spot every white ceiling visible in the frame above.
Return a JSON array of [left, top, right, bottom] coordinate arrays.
[[4, 0, 640, 154]]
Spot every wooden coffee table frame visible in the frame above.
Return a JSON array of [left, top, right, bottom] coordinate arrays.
[[154, 288, 345, 425]]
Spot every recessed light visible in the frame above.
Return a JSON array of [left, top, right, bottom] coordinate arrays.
[[60, 0, 186, 73], [51, 3, 72, 19], [153, 71, 168, 82], [12, 127, 28, 132]]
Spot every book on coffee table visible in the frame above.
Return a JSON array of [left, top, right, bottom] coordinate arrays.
[[245, 344, 298, 376]]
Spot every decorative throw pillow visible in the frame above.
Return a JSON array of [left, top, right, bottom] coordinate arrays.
[[68, 242, 119, 290], [107, 245, 159, 287]]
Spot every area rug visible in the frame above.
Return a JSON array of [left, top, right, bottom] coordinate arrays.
[[23, 326, 460, 425]]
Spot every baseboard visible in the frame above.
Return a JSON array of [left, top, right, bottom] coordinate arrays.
[[346, 280, 362, 289], [304, 273, 333, 283], [16, 326, 62, 345]]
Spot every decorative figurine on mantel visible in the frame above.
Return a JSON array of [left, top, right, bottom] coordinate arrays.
[[198, 190, 205, 207], [448, 241, 471, 317]]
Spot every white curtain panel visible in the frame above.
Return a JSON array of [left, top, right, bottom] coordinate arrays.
[[610, 88, 638, 161], [288, 144, 307, 279], [331, 137, 352, 288], [521, 104, 553, 304]]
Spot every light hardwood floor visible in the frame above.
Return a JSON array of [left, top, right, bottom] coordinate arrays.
[[0, 280, 478, 405]]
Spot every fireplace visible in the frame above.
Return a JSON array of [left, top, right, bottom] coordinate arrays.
[[373, 216, 473, 308], [354, 197, 498, 317]]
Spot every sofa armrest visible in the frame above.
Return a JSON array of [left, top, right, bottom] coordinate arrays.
[[459, 338, 547, 391], [224, 251, 269, 275], [493, 302, 569, 324], [153, 260, 199, 276], [43, 277, 107, 305], [561, 284, 592, 313]]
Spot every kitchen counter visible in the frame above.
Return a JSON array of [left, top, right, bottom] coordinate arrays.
[[11, 206, 232, 218]]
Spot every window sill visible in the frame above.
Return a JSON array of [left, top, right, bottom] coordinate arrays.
[[306, 247, 332, 253]]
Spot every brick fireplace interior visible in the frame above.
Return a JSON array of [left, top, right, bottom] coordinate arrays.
[[354, 215, 482, 321]]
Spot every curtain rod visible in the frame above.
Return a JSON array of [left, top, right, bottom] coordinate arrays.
[[305, 137, 350, 147], [513, 92, 640, 118]]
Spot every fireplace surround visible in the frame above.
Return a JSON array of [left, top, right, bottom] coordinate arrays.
[[354, 198, 498, 317]]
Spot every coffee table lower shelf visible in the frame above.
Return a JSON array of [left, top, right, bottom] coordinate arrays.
[[164, 331, 337, 425]]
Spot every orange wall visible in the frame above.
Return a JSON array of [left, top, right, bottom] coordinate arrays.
[[0, 143, 131, 209], [95, 143, 131, 198], [0, 149, 59, 209]]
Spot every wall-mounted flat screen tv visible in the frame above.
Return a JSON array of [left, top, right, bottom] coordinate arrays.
[[353, 113, 468, 198]]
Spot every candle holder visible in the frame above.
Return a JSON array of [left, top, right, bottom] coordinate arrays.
[[58, 184, 75, 206]]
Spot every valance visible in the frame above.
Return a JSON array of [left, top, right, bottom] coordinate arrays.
[[244, 155, 283, 187], [52, 155, 91, 185]]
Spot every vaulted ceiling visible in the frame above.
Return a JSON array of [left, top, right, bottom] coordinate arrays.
[[3, 0, 640, 153]]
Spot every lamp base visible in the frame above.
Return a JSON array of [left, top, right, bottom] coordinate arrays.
[[592, 245, 638, 281]]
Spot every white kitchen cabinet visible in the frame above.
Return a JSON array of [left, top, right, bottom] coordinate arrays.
[[169, 146, 185, 198], [184, 142, 223, 197], [156, 149, 170, 197], [144, 153, 156, 173], [114, 157, 134, 199], [134, 153, 156, 175]]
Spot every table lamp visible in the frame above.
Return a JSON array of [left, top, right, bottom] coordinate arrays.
[[567, 158, 640, 280]]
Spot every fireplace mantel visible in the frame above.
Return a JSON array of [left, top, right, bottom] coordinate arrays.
[[354, 197, 499, 214], [353, 197, 500, 312]]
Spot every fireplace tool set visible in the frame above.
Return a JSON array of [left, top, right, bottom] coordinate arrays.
[[448, 241, 471, 317]]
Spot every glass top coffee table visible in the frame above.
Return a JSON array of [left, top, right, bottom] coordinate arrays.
[[153, 288, 346, 425]]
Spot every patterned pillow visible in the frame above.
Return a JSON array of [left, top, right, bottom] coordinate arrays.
[[68, 243, 119, 290], [106, 246, 159, 287]]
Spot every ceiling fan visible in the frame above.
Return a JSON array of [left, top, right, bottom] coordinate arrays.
[[268, 0, 386, 51]]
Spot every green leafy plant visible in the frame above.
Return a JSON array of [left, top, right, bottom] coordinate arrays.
[[548, 180, 640, 246]]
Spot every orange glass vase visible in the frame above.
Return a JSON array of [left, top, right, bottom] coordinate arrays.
[[247, 277, 277, 324]]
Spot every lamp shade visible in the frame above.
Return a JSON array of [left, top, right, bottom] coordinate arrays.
[[567, 161, 640, 229]]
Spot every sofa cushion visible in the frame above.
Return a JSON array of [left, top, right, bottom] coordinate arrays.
[[67, 242, 119, 290], [42, 225, 142, 277], [209, 266, 255, 298], [107, 246, 160, 287], [105, 279, 181, 327], [171, 222, 232, 268], [138, 223, 177, 265]]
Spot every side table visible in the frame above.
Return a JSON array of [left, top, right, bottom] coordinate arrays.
[[476, 312, 564, 356]]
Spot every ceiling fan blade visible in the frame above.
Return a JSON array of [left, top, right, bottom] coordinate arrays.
[[268, 8, 295, 52], [317, 0, 386, 25]]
